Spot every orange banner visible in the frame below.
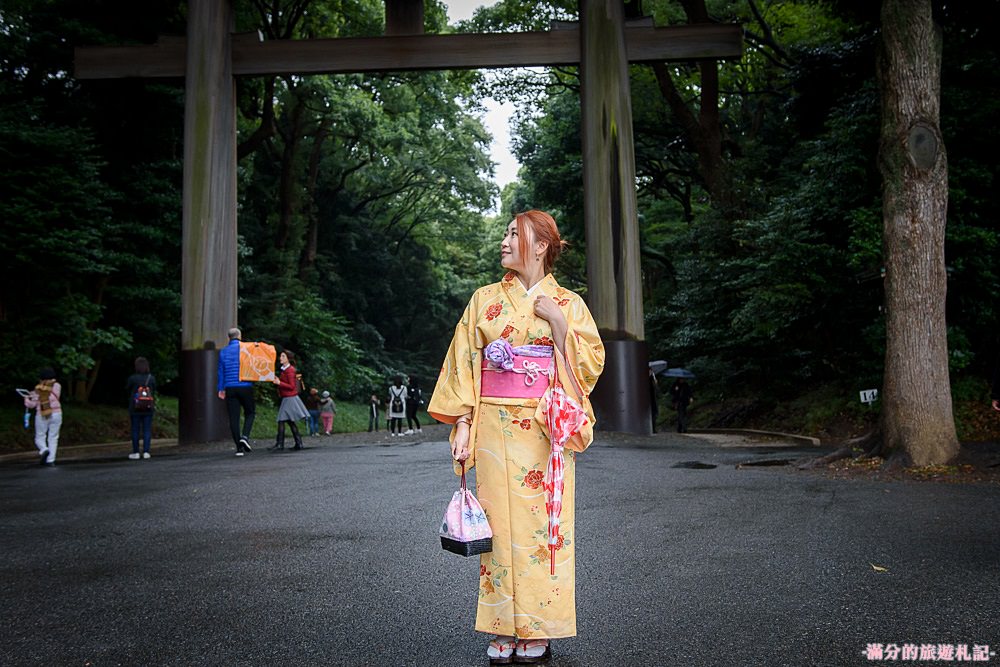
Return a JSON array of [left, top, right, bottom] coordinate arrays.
[[239, 341, 277, 382]]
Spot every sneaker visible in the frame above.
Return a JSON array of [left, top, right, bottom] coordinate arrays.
[[39, 449, 49, 465], [142, 452, 151, 460], [239, 436, 252, 452], [417, 429, 422, 433], [235, 450, 245, 457], [128, 453, 141, 460], [390, 433, 397, 437], [404, 429, 414, 435]]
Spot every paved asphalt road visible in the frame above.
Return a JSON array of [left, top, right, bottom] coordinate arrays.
[[1, 426, 998, 667]]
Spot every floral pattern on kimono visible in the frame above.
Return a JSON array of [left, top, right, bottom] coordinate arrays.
[[428, 272, 605, 639]]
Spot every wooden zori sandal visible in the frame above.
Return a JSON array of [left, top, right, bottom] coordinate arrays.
[[488, 636, 517, 665], [514, 639, 551, 663]]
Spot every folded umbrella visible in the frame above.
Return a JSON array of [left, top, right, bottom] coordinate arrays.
[[542, 384, 588, 575]]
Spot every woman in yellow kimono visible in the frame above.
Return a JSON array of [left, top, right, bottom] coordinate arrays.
[[429, 210, 604, 664]]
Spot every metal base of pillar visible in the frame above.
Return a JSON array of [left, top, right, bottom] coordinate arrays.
[[179, 349, 230, 444], [591, 339, 651, 435]]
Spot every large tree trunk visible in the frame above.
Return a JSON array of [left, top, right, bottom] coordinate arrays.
[[877, 0, 959, 466], [299, 117, 332, 277]]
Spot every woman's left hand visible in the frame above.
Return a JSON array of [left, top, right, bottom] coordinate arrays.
[[534, 295, 568, 356], [533, 295, 564, 325]]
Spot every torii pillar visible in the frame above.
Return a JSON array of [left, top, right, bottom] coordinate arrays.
[[179, 0, 237, 443], [581, 0, 650, 434]]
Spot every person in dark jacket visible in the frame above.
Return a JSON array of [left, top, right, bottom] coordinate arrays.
[[404, 376, 423, 434], [217, 327, 255, 456], [126, 356, 157, 460], [670, 378, 694, 433], [304, 387, 321, 436], [991, 360, 999, 412], [648, 368, 660, 433]]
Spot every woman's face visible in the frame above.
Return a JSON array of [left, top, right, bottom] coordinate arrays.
[[500, 219, 528, 272], [279, 352, 288, 365]]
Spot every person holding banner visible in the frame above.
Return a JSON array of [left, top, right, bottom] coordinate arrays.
[[428, 210, 605, 663], [217, 327, 255, 457], [24, 367, 63, 466]]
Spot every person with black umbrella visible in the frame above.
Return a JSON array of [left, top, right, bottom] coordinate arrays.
[[670, 377, 694, 433]]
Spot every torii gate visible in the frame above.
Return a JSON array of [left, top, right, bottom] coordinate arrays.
[[75, 0, 741, 443]]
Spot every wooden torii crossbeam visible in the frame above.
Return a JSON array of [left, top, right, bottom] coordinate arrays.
[[76, 24, 741, 77], [75, 1, 741, 442]]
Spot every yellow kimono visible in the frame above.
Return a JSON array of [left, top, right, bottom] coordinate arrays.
[[429, 271, 605, 639]]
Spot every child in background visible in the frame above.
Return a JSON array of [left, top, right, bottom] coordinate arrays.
[[319, 390, 337, 435]]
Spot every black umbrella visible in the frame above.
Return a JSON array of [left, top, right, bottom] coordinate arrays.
[[662, 367, 696, 379]]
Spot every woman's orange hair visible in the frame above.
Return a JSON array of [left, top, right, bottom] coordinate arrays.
[[514, 209, 568, 274]]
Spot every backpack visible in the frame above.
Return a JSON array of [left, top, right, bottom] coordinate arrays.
[[390, 387, 404, 413], [133, 375, 154, 412]]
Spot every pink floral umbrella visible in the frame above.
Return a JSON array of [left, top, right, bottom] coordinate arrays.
[[542, 384, 588, 575]]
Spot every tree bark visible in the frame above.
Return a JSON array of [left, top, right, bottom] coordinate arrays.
[[650, 0, 730, 211], [877, 0, 959, 465], [275, 96, 303, 250], [299, 117, 332, 276]]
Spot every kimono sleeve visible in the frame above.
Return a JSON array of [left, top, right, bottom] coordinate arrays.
[[552, 296, 605, 453], [428, 295, 484, 472], [428, 298, 478, 423]]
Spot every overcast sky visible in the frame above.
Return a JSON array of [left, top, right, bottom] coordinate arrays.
[[443, 1, 519, 209]]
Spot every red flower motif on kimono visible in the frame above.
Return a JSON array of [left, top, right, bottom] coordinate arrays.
[[533, 335, 553, 347], [480, 565, 487, 577], [485, 303, 503, 321], [503, 271, 516, 282], [524, 469, 544, 489], [551, 297, 570, 307], [554, 534, 565, 550], [518, 419, 532, 430], [500, 324, 515, 339]]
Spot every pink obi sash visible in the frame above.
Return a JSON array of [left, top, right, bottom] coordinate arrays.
[[481, 355, 553, 399]]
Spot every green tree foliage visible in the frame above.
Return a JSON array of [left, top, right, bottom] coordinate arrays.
[[232, 0, 499, 395], [0, 0, 185, 402], [2, 0, 996, 425], [0, 0, 501, 409], [483, 0, 999, 402]]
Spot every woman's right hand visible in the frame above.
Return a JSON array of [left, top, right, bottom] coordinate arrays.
[[452, 422, 471, 461]]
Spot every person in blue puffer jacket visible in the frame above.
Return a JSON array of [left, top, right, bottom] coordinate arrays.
[[217, 327, 255, 456]]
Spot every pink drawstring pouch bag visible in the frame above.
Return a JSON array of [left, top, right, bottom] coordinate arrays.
[[440, 462, 493, 556]]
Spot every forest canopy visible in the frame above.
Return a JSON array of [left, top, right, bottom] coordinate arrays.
[[0, 0, 996, 430]]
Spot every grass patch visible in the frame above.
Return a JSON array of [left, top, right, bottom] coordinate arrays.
[[1, 397, 180, 454]]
